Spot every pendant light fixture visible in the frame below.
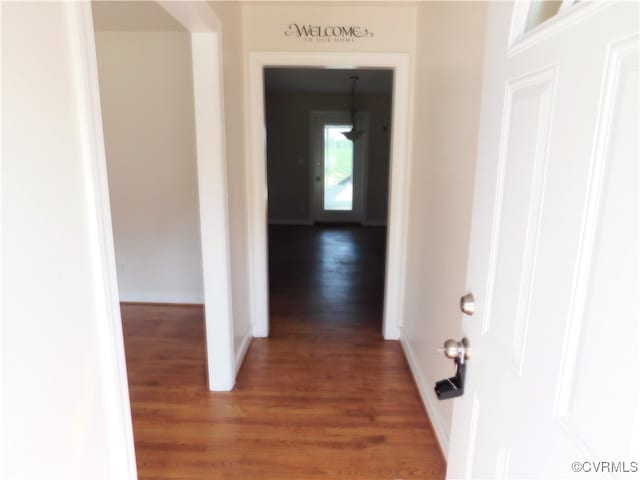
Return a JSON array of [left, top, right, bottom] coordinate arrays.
[[342, 75, 364, 141]]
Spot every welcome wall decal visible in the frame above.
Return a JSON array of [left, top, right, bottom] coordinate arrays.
[[284, 23, 374, 43]]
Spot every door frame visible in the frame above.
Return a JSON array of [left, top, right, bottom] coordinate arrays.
[[310, 110, 370, 224], [80, 0, 235, 403], [247, 52, 412, 340]]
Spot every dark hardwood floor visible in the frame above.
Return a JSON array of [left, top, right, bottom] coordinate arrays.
[[122, 225, 445, 479]]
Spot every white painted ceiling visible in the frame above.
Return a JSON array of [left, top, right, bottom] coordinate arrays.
[[92, 1, 186, 32], [264, 68, 393, 94]]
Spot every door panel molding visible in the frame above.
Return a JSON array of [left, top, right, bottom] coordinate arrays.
[[554, 34, 639, 420], [553, 38, 639, 461], [481, 66, 557, 362]]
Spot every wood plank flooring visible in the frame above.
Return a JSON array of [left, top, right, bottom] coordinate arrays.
[[122, 225, 445, 479]]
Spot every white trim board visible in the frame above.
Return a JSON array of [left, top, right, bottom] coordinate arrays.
[[117, 292, 205, 304], [401, 337, 450, 460], [268, 218, 314, 225], [155, 3, 236, 392], [235, 328, 253, 376], [361, 219, 388, 227], [68, 3, 137, 477], [189, 32, 236, 391], [247, 52, 412, 340]]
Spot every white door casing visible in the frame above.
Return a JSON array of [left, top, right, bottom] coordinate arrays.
[[156, 3, 237, 391], [310, 111, 369, 224], [247, 53, 411, 340], [448, 2, 639, 479]]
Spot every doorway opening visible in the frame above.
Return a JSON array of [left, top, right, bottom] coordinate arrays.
[[247, 53, 412, 340], [310, 110, 370, 223], [89, 1, 235, 474], [264, 67, 393, 337], [91, 0, 234, 404], [321, 123, 356, 213]]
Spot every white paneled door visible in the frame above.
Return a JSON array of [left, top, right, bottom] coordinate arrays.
[[448, 2, 639, 479]]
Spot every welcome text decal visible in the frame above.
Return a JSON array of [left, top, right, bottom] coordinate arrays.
[[285, 23, 374, 43]]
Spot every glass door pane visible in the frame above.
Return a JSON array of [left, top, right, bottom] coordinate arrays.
[[323, 125, 354, 211]]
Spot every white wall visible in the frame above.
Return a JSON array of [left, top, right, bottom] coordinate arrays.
[[400, 1, 488, 457], [206, 1, 253, 365], [95, 30, 204, 304], [1, 3, 134, 478], [265, 91, 392, 225]]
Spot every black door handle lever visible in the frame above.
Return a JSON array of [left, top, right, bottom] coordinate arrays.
[[434, 357, 466, 400]]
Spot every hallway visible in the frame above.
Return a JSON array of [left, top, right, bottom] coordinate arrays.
[[122, 226, 445, 479]]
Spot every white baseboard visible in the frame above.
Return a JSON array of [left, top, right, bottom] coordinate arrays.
[[118, 292, 204, 304], [401, 337, 450, 460], [235, 327, 253, 375], [268, 218, 313, 225], [361, 219, 388, 227], [268, 218, 387, 227]]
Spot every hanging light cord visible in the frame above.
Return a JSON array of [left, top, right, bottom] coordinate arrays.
[[349, 75, 359, 122], [341, 75, 364, 141]]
